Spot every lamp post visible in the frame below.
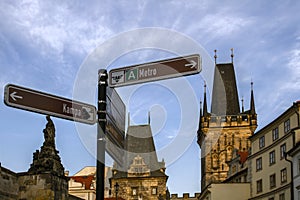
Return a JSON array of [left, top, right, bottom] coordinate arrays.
[[114, 182, 119, 200]]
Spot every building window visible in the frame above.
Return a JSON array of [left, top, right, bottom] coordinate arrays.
[[284, 119, 290, 133], [257, 179, 263, 193], [269, 150, 276, 165], [279, 193, 285, 200], [259, 136, 265, 149], [272, 127, 279, 141], [132, 188, 138, 196], [281, 168, 287, 183], [256, 157, 262, 171], [270, 174, 276, 189], [221, 117, 227, 122], [280, 143, 286, 160], [151, 187, 157, 195], [231, 116, 237, 121]]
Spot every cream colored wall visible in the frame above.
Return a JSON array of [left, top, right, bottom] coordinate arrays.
[[199, 183, 250, 200], [211, 183, 250, 200], [249, 105, 300, 199]]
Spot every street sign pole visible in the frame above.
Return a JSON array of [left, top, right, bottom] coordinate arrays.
[[96, 69, 107, 200]]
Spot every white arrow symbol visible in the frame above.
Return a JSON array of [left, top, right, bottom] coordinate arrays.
[[10, 91, 23, 101], [185, 60, 197, 69]]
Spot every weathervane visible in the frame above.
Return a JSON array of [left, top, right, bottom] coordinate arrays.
[[214, 49, 217, 64], [231, 48, 234, 63]]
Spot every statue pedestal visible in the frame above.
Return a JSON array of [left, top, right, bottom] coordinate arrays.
[[18, 173, 69, 200]]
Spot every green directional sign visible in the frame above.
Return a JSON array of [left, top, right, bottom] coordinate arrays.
[[109, 54, 201, 87]]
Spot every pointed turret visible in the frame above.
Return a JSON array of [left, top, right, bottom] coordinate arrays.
[[197, 100, 203, 143], [203, 83, 208, 117], [241, 96, 245, 113], [250, 81, 256, 115], [198, 100, 203, 130], [200, 100, 203, 117], [148, 111, 151, 124]]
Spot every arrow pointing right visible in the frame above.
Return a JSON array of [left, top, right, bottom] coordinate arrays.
[[185, 60, 197, 69], [10, 91, 23, 101]]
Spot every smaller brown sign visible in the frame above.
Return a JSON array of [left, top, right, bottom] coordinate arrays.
[[4, 84, 96, 125], [108, 54, 201, 87]]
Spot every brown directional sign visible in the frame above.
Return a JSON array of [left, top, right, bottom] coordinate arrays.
[[105, 87, 125, 165], [108, 54, 201, 87], [4, 84, 96, 125]]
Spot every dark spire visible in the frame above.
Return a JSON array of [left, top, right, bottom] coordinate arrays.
[[250, 81, 256, 115], [211, 62, 240, 115], [200, 100, 203, 117], [241, 96, 244, 113], [148, 111, 151, 124], [198, 100, 203, 134], [203, 82, 208, 117]]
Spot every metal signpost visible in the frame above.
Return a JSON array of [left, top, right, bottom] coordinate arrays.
[[4, 84, 97, 125], [97, 69, 108, 200], [109, 54, 201, 87]]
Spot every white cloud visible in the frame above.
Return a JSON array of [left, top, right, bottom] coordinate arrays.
[[281, 48, 300, 91]]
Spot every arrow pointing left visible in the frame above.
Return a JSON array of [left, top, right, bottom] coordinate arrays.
[[10, 91, 23, 101], [4, 84, 97, 125]]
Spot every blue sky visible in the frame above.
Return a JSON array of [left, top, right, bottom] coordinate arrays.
[[1, 0, 300, 195]]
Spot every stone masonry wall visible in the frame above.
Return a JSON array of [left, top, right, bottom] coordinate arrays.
[[0, 164, 18, 200], [18, 173, 69, 200]]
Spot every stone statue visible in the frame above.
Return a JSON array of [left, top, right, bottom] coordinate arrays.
[[43, 115, 55, 146], [28, 115, 65, 176]]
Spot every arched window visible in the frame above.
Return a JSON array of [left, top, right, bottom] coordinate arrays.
[[212, 154, 218, 169]]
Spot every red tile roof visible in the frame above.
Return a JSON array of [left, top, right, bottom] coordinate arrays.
[[237, 151, 249, 164], [70, 175, 94, 190]]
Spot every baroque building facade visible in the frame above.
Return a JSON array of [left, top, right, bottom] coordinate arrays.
[[197, 54, 257, 190]]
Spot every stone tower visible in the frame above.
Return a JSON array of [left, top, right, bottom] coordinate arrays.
[[110, 117, 169, 200], [197, 53, 257, 190]]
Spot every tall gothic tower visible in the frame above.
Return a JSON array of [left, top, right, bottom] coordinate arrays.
[[197, 51, 257, 190]]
